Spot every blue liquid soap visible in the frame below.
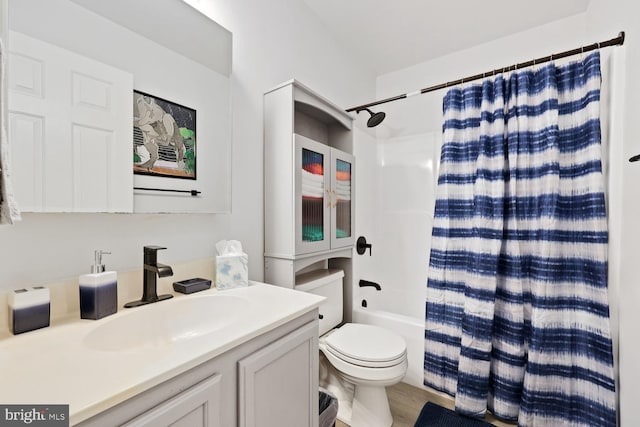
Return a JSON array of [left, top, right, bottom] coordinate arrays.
[[79, 250, 118, 320]]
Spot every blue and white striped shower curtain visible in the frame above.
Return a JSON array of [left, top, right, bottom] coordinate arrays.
[[424, 51, 616, 426]]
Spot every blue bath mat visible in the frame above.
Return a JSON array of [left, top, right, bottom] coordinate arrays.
[[414, 402, 494, 427]]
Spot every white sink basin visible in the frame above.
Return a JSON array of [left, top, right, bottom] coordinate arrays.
[[83, 294, 249, 352]]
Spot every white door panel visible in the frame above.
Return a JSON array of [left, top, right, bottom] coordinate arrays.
[[8, 30, 133, 212]]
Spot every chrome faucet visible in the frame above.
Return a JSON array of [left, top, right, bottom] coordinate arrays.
[[124, 246, 174, 308]]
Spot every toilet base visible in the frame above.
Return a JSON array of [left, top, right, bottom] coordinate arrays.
[[320, 353, 355, 423], [351, 384, 393, 427], [319, 353, 396, 427]]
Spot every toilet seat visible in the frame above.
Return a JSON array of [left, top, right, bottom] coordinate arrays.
[[320, 323, 408, 384], [324, 324, 407, 368]]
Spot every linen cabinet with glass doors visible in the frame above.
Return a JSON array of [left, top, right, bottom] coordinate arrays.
[[264, 80, 355, 290], [297, 135, 354, 255]]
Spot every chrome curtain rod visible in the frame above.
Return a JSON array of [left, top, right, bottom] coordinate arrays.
[[345, 31, 625, 113]]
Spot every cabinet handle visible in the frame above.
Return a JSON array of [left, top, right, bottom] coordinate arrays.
[[326, 189, 332, 208]]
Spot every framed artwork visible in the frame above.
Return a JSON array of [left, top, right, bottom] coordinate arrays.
[[133, 90, 197, 180]]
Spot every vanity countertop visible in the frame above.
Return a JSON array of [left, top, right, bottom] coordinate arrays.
[[0, 282, 323, 425]]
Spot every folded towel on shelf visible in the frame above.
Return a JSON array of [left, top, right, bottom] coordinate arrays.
[[335, 190, 351, 201], [335, 170, 351, 181], [302, 169, 324, 185], [335, 181, 351, 190], [302, 184, 324, 199], [302, 177, 324, 190], [302, 225, 324, 242], [335, 181, 351, 201], [336, 228, 350, 239]]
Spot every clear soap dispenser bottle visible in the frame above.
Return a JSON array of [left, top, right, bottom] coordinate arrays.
[[79, 250, 118, 320]]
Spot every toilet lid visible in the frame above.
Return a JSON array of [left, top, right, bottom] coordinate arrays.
[[325, 324, 406, 367]]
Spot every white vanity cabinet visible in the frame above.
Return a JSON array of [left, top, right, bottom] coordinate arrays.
[[239, 320, 318, 427], [76, 311, 319, 427], [264, 80, 355, 290], [121, 375, 222, 427]]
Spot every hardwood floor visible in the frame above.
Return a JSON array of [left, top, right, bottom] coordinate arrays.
[[335, 382, 516, 427]]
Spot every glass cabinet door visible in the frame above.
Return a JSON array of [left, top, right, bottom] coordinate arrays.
[[331, 149, 355, 249], [295, 135, 331, 255]]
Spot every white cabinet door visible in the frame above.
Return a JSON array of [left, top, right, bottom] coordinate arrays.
[[121, 374, 222, 427], [295, 134, 331, 255], [238, 320, 319, 427], [294, 134, 356, 256], [8, 30, 133, 212], [330, 148, 355, 250]]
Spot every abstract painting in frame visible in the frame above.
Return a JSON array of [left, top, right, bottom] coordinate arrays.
[[133, 90, 197, 180]]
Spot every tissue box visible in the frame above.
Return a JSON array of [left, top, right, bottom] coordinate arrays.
[[215, 254, 248, 289]]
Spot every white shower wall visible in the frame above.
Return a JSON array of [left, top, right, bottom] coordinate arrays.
[[353, 129, 441, 388], [368, 132, 439, 319]]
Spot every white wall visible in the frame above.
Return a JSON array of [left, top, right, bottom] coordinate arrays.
[[0, 0, 376, 290]]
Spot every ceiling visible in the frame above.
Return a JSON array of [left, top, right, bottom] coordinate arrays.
[[302, 0, 591, 75]]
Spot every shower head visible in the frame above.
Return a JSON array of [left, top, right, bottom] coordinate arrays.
[[357, 108, 386, 128]]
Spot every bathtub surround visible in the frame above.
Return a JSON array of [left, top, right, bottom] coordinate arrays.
[[425, 52, 615, 425]]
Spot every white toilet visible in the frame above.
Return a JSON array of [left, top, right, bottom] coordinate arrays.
[[296, 269, 408, 427]]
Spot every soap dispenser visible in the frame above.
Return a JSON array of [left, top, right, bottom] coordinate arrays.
[[79, 250, 117, 320]]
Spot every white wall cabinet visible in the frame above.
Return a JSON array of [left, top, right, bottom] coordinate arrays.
[[264, 80, 355, 289], [294, 134, 355, 256], [76, 312, 318, 427]]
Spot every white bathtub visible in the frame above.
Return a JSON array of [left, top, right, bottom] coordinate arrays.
[[352, 302, 425, 389]]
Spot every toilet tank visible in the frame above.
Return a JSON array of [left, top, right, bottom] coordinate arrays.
[[295, 269, 344, 336]]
